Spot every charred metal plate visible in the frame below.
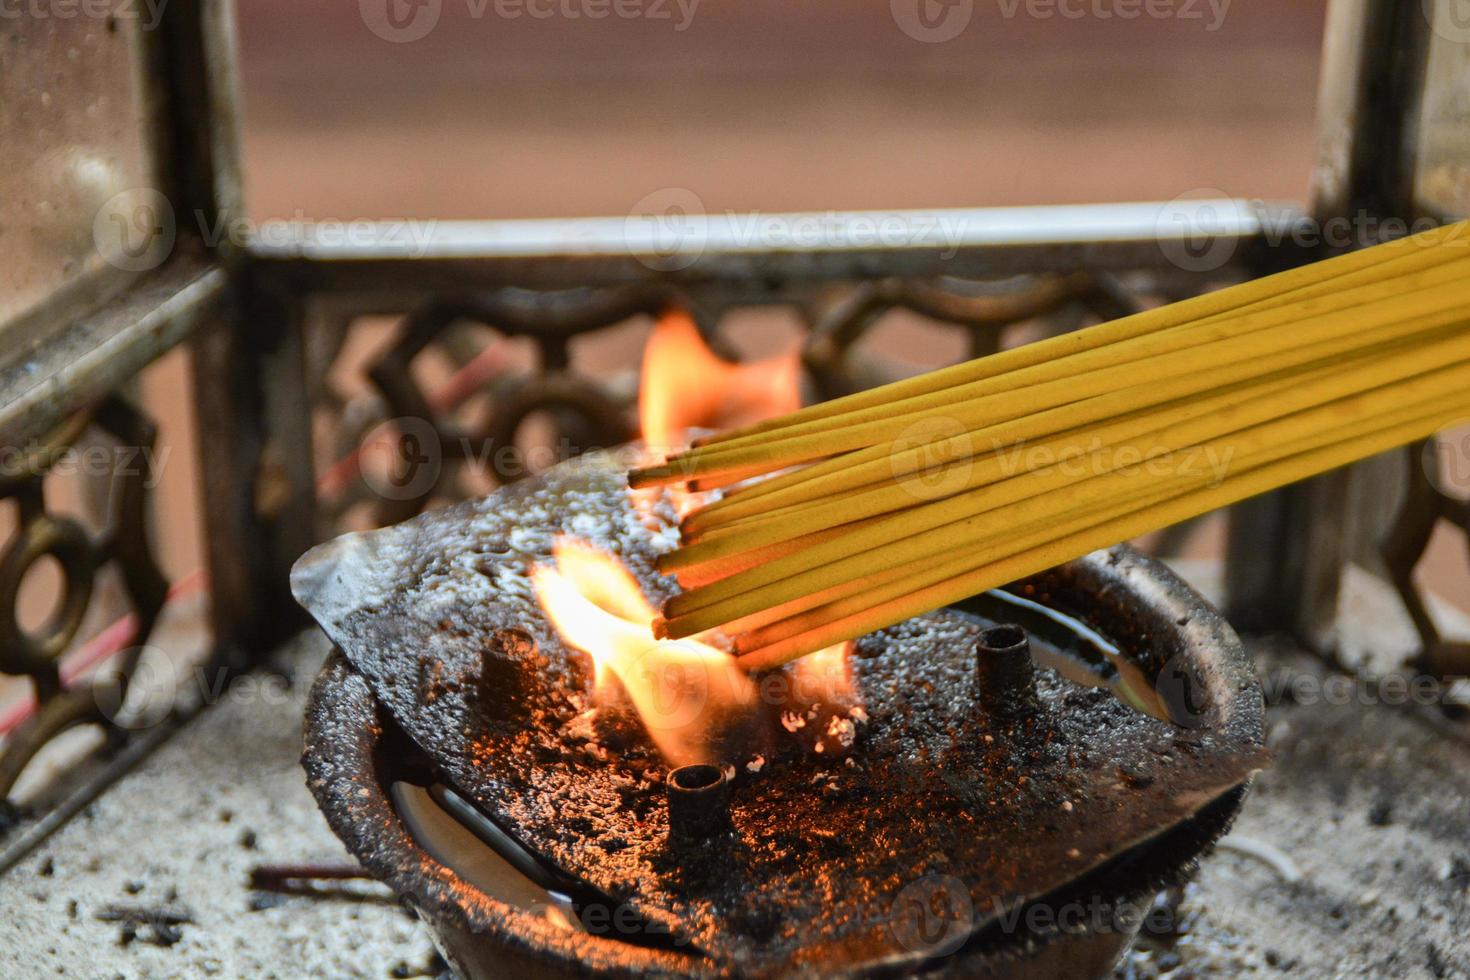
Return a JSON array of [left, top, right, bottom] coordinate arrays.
[[292, 449, 1266, 975]]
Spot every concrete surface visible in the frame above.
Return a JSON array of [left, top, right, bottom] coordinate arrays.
[[0, 634, 442, 980], [1, 566, 1467, 978]]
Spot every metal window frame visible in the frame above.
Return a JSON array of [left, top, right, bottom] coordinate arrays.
[[1, 1, 1447, 662], [0, 0, 1458, 861], [1224, 0, 1442, 647]]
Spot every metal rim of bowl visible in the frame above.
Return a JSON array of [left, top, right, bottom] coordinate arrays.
[[301, 544, 1264, 978]]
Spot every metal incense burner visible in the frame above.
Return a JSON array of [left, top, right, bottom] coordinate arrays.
[[3, 0, 1466, 901], [10, 4, 1466, 975], [295, 449, 1265, 978]]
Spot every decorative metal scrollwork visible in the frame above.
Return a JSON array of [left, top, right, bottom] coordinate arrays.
[[0, 397, 169, 811], [318, 287, 677, 528], [321, 274, 1154, 533], [801, 273, 1140, 401], [1383, 439, 1470, 682]]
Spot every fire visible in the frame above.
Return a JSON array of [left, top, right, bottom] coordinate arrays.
[[633, 309, 803, 525], [638, 309, 802, 454], [532, 538, 756, 768], [784, 640, 865, 757], [529, 540, 661, 682], [791, 642, 856, 703], [528, 313, 857, 768]]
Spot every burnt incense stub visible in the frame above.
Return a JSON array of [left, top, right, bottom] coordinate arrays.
[[666, 764, 735, 845], [292, 448, 1267, 976], [976, 623, 1041, 726]]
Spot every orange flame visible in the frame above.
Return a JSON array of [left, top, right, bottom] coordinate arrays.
[[528, 314, 858, 767], [784, 640, 864, 756], [532, 537, 756, 768], [638, 309, 802, 454], [791, 641, 857, 704]]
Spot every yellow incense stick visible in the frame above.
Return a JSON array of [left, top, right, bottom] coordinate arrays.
[[636, 222, 1470, 667], [686, 220, 1469, 455], [635, 261, 1470, 489], [733, 397, 1470, 670]]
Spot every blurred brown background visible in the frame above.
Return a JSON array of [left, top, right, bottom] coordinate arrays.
[[236, 0, 1327, 219]]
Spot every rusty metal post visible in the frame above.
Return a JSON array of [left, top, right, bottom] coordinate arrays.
[[1226, 0, 1435, 648], [976, 624, 1040, 726], [666, 764, 734, 844]]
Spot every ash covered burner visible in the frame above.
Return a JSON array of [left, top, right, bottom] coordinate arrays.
[[294, 449, 1266, 978]]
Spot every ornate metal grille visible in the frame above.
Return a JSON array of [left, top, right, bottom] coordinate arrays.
[[1, 0, 1466, 865]]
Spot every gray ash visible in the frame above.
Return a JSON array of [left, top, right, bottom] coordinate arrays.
[[293, 448, 1266, 975]]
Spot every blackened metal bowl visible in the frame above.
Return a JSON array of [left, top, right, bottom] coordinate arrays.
[[302, 545, 1264, 979]]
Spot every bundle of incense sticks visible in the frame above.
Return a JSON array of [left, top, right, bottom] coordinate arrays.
[[629, 221, 1470, 671]]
